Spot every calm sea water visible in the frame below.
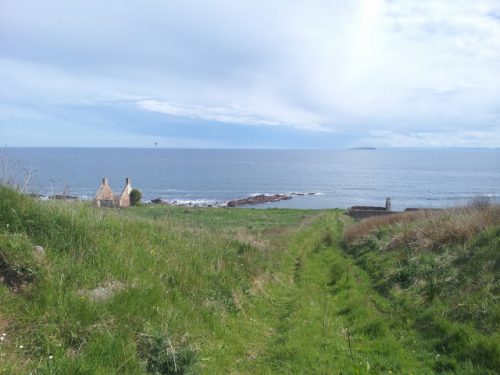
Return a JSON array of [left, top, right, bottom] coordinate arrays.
[[2, 148, 499, 210]]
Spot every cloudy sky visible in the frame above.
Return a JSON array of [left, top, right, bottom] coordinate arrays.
[[1, 0, 500, 148]]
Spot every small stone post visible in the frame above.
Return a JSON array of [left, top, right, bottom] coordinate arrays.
[[385, 197, 392, 211]]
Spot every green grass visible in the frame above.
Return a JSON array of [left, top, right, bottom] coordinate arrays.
[[126, 204, 319, 231], [0, 187, 498, 374], [343, 207, 500, 374]]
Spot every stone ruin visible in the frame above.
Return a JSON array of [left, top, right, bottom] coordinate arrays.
[[347, 197, 394, 219], [95, 177, 132, 208]]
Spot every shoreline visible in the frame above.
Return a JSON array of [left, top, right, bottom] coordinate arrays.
[[24, 190, 500, 211], [28, 191, 322, 208]]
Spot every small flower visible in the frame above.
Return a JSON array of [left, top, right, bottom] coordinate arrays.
[[0, 337, 4, 341], [19, 345, 24, 349], [2, 333, 6, 337], [48, 355, 54, 359]]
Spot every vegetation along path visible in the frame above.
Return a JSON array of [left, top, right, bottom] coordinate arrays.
[[236, 211, 440, 374], [0, 188, 498, 373]]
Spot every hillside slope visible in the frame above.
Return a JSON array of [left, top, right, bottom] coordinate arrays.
[[344, 206, 500, 373], [0, 187, 498, 374]]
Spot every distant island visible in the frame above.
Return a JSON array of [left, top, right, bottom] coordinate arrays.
[[348, 146, 377, 150]]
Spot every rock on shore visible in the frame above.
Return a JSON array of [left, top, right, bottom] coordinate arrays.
[[150, 198, 169, 205], [227, 194, 292, 207], [148, 192, 319, 208]]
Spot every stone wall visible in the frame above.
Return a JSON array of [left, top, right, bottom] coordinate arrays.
[[346, 210, 397, 219]]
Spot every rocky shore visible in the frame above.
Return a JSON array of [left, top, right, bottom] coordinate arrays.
[[29, 193, 80, 201], [28, 191, 318, 208], [227, 194, 292, 207], [149, 192, 317, 208]]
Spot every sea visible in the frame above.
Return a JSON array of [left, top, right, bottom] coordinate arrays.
[[2, 148, 499, 211]]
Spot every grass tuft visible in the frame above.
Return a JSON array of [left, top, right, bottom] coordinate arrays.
[[137, 329, 198, 374]]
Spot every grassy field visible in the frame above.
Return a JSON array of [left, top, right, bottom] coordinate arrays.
[[0, 187, 498, 374]]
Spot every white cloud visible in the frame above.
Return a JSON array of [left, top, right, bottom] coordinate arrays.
[[0, 0, 499, 146], [136, 100, 332, 132], [365, 129, 500, 148]]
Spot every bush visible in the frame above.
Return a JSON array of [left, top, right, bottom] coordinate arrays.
[[137, 330, 198, 374], [130, 189, 142, 206]]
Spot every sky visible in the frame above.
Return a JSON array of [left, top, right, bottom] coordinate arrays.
[[1, 0, 500, 148]]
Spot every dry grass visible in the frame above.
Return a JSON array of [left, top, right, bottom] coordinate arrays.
[[343, 210, 432, 245], [0, 313, 10, 333], [343, 205, 500, 251], [342, 204, 500, 371]]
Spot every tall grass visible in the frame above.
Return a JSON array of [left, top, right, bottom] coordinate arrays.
[[0, 187, 98, 258], [0, 187, 318, 373], [343, 204, 500, 372], [2, 186, 499, 373], [344, 205, 500, 251]]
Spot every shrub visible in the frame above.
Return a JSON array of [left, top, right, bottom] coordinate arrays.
[[137, 330, 198, 374], [129, 189, 142, 206]]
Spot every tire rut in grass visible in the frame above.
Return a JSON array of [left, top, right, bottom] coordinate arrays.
[[263, 246, 312, 366], [293, 255, 302, 284], [264, 216, 342, 368], [265, 288, 300, 369], [250, 214, 348, 371]]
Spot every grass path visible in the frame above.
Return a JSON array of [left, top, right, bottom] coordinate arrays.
[[234, 211, 437, 374], [3, 190, 490, 373]]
